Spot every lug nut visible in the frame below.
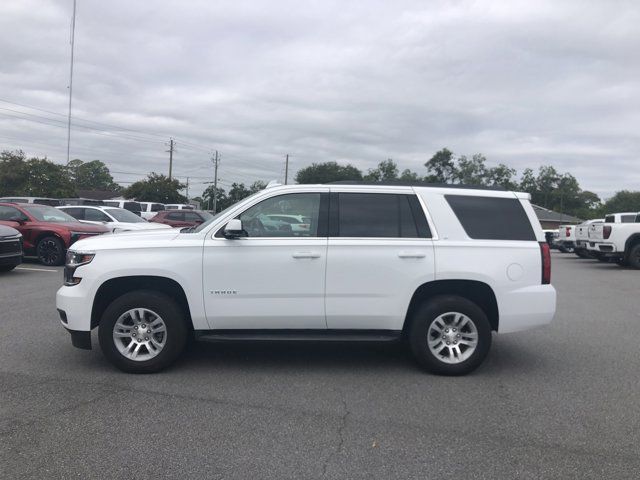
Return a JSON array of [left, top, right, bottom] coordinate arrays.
[[145, 337, 149, 341], [147, 330, 151, 334], [134, 326, 138, 330], [142, 324, 146, 328], [452, 328, 457, 332], [446, 341, 450, 345], [457, 334, 460, 338], [445, 329, 449, 333]]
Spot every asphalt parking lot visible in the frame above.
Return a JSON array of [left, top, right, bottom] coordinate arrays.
[[1, 254, 640, 479]]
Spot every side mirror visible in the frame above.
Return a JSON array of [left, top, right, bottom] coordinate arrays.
[[223, 219, 245, 238]]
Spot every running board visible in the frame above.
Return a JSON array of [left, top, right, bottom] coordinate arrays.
[[195, 329, 402, 343]]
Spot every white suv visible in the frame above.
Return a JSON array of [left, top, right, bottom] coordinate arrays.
[[56, 183, 556, 375]]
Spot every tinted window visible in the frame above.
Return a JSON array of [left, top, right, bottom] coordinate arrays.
[[103, 201, 118, 207], [336, 193, 429, 238], [166, 205, 178, 210], [151, 203, 165, 212], [0, 206, 26, 221], [107, 208, 146, 223], [445, 195, 536, 241], [22, 205, 76, 222], [621, 215, 636, 223], [61, 207, 85, 220], [166, 212, 184, 221], [84, 208, 111, 222], [604, 215, 615, 223], [184, 212, 203, 222], [35, 198, 61, 206], [238, 193, 321, 237]]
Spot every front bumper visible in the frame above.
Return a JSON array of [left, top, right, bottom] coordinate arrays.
[[0, 253, 22, 267]]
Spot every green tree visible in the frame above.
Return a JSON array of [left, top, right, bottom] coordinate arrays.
[[486, 164, 517, 190], [600, 190, 640, 215], [124, 173, 186, 203], [67, 159, 120, 191], [295, 161, 363, 184], [22, 157, 75, 197], [364, 159, 399, 182], [399, 169, 421, 181], [424, 148, 457, 183], [454, 154, 487, 185], [0, 150, 28, 195]]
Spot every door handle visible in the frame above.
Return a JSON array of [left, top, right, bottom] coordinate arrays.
[[398, 251, 426, 258], [292, 252, 321, 259]]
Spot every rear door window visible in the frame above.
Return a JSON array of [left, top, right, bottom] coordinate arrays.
[[445, 195, 536, 241], [62, 208, 85, 220], [84, 208, 111, 222], [604, 215, 615, 223], [334, 193, 430, 238]]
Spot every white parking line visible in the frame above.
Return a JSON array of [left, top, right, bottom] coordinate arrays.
[[15, 267, 59, 273]]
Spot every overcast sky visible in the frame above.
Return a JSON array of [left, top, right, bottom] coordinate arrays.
[[0, 0, 638, 199]]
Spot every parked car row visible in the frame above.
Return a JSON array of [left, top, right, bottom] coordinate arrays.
[[0, 197, 199, 219], [554, 211, 640, 268], [0, 198, 216, 266]]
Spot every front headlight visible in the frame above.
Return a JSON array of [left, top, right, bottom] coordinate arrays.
[[66, 251, 95, 267], [64, 251, 95, 286]]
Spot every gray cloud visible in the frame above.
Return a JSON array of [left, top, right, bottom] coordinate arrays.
[[0, 0, 638, 198]]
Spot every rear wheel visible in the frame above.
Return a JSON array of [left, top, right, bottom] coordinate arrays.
[[36, 236, 65, 266], [0, 265, 17, 272], [627, 244, 640, 269], [98, 290, 188, 373], [409, 295, 492, 375]]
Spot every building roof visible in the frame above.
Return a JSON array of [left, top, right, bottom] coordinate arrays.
[[532, 204, 581, 224]]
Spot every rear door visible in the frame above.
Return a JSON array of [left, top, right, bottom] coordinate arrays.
[[325, 190, 435, 330]]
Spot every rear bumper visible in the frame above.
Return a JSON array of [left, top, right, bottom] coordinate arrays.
[[498, 284, 556, 333], [586, 242, 619, 255]]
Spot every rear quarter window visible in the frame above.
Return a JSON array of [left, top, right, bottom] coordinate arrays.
[[445, 195, 536, 241], [621, 215, 636, 223]]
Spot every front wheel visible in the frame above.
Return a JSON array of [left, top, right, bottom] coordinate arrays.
[[409, 295, 492, 375], [37, 236, 64, 266], [98, 290, 188, 373]]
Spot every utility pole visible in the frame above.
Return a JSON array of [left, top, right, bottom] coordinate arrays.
[[186, 177, 189, 201], [284, 154, 289, 185], [212, 150, 219, 213], [66, 0, 77, 166], [167, 138, 174, 179]]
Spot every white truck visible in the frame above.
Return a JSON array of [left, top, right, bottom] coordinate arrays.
[[56, 183, 556, 375], [556, 224, 577, 253], [587, 212, 640, 267], [574, 219, 603, 258]]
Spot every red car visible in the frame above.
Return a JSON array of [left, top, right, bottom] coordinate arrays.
[[0, 202, 109, 266], [149, 209, 213, 228]]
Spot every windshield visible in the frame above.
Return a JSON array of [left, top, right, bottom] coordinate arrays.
[[106, 208, 147, 223], [192, 191, 264, 233], [23, 205, 77, 223]]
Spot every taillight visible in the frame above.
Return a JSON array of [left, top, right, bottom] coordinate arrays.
[[603, 225, 612, 239], [565, 227, 571, 237], [539, 241, 551, 284]]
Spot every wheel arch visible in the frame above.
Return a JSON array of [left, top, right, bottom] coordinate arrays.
[[403, 279, 499, 333], [91, 275, 193, 329], [624, 234, 640, 259]]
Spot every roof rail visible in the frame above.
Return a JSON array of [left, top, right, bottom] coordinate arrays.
[[326, 180, 507, 191]]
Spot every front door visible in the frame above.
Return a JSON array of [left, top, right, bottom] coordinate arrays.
[[203, 190, 328, 329]]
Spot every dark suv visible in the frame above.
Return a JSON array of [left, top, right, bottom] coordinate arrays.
[[0, 224, 22, 272], [0, 203, 108, 266], [149, 209, 213, 228]]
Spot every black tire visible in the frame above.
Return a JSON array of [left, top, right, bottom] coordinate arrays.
[[627, 244, 640, 269], [98, 290, 188, 373], [36, 236, 65, 266], [0, 265, 17, 272], [575, 249, 589, 259], [409, 295, 492, 376]]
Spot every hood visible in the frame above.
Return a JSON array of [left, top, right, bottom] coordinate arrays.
[[0, 224, 21, 238], [112, 222, 173, 232], [70, 228, 183, 251], [36, 221, 110, 233]]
